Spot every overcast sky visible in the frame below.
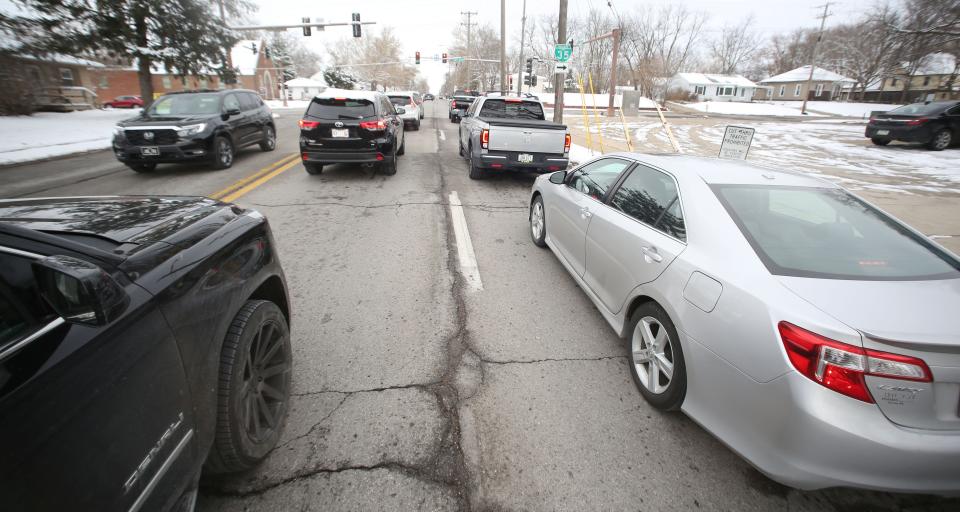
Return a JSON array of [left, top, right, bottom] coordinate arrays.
[[254, 0, 876, 91]]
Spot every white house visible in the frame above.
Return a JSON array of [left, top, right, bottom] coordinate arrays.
[[668, 73, 759, 102], [757, 66, 856, 101], [284, 77, 326, 100]]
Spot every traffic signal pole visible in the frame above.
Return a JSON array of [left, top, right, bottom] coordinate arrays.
[[553, 0, 567, 123]]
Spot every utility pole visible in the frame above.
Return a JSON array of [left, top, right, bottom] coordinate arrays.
[[606, 28, 620, 117], [500, 0, 506, 92], [516, 0, 527, 96], [553, 0, 567, 123], [461, 11, 478, 90], [800, 2, 832, 115]]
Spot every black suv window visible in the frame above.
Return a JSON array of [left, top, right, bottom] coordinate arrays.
[[223, 94, 241, 112], [610, 165, 686, 241], [0, 252, 56, 347], [150, 93, 221, 116], [306, 98, 376, 120], [239, 92, 259, 111]]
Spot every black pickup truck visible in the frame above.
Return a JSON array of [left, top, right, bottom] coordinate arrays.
[[0, 196, 292, 511]]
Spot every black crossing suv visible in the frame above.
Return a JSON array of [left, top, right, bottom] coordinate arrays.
[[0, 196, 292, 511], [113, 89, 277, 173], [298, 89, 405, 176]]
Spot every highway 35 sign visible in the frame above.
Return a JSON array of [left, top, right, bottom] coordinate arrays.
[[554, 44, 572, 62]]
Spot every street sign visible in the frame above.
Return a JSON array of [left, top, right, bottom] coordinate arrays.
[[554, 43, 572, 62], [554, 62, 570, 75], [719, 126, 755, 160]]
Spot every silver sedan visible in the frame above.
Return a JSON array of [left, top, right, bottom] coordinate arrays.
[[528, 153, 960, 494]]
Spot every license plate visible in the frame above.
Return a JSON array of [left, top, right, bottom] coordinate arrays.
[[140, 146, 159, 156], [518, 153, 534, 163], [331, 128, 349, 138], [876, 130, 889, 136]]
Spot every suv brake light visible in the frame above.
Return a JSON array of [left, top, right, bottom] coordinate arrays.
[[778, 322, 932, 403], [564, 134, 571, 152], [451, 100, 457, 108], [299, 119, 320, 129], [481, 128, 489, 149], [359, 119, 387, 131]]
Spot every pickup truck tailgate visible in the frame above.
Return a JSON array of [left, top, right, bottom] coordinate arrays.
[[488, 125, 566, 154]]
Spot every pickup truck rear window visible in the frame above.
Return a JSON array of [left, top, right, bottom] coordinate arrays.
[[307, 98, 376, 119], [479, 99, 544, 120]]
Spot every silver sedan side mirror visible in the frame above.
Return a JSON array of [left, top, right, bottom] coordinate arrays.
[[549, 171, 566, 184]]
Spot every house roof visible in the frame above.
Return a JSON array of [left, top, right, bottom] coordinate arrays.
[[17, 53, 104, 68], [285, 77, 325, 87], [230, 40, 263, 75], [675, 73, 757, 87], [760, 65, 855, 84]]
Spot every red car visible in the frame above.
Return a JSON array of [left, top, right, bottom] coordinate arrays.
[[102, 95, 143, 108]]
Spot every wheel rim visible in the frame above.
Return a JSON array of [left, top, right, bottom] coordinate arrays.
[[632, 316, 674, 394], [219, 140, 233, 166], [531, 201, 544, 240], [240, 319, 290, 444], [935, 131, 950, 149], [265, 127, 276, 149]]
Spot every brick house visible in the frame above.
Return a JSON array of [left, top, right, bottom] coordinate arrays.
[[755, 66, 856, 101], [90, 40, 281, 101], [0, 53, 103, 112]]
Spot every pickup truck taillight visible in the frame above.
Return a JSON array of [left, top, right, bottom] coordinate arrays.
[[299, 119, 320, 129], [564, 134, 571, 152], [359, 119, 387, 131], [778, 321, 932, 403], [481, 129, 489, 149], [451, 100, 457, 108]]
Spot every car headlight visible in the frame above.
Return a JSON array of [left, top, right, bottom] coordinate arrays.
[[176, 123, 206, 137], [113, 126, 124, 136]]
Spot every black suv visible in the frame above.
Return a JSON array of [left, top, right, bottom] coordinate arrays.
[[298, 91, 405, 176], [866, 100, 960, 150], [113, 89, 276, 172], [0, 196, 292, 511]]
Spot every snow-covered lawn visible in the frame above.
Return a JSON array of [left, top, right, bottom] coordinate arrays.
[[0, 109, 142, 166], [766, 101, 903, 118], [682, 101, 819, 117]]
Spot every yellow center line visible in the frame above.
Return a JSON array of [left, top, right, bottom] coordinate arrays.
[[208, 153, 298, 200], [218, 157, 301, 204]]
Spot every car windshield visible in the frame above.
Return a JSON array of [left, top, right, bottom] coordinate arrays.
[[478, 99, 545, 120], [148, 93, 220, 116], [713, 185, 960, 280], [306, 98, 376, 119], [388, 96, 413, 106], [888, 102, 951, 116]]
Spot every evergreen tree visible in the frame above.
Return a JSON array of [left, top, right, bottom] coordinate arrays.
[[323, 67, 358, 90], [1, 0, 252, 106]]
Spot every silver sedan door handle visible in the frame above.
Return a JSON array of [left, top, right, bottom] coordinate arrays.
[[641, 246, 663, 263], [579, 206, 592, 219]]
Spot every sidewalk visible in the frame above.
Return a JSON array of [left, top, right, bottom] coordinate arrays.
[[0, 109, 142, 166]]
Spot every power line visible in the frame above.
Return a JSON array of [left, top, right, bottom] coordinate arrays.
[[801, 2, 833, 114]]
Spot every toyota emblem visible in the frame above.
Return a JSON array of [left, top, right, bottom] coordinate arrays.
[[143, 131, 154, 140], [334, 121, 344, 128]]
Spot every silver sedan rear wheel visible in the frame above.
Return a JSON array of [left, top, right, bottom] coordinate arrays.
[[632, 317, 674, 394]]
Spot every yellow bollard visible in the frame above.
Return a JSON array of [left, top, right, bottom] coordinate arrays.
[[576, 74, 593, 153], [618, 107, 634, 152], [588, 73, 605, 153]]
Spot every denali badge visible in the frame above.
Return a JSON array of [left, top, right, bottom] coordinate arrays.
[[123, 412, 184, 493], [143, 131, 154, 141]]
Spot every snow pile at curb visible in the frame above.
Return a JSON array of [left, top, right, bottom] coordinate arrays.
[[0, 109, 141, 166]]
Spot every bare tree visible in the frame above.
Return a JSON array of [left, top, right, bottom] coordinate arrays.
[[710, 15, 761, 75], [823, 7, 897, 100], [619, 5, 705, 101], [328, 27, 417, 90], [888, 0, 960, 45]]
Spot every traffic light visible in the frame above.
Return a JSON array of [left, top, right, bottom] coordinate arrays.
[[352, 13, 361, 37], [265, 46, 271, 59], [531, 75, 537, 86], [415, 51, 420, 65], [523, 75, 531, 86], [508, 74, 513, 88], [525, 58, 533, 74], [442, 53, 447, 64], [302, 17, 311, 36], [251, 43, 257, 55]]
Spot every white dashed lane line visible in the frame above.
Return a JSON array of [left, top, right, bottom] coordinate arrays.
[[448, 191, 483, 292], [439, 130, 446, 141]]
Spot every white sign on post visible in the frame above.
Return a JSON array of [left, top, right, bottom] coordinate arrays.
[[554, 62, 570, 75], [719, 126, 755, 160]]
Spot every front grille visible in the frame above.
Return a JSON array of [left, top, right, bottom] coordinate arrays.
[[125, 129, 178, 145]]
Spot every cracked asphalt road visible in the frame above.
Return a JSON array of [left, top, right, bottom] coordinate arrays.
[[4, 104, 957, 511]]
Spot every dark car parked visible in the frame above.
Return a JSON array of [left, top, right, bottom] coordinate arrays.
[[298, 90, 405, 176], [0, 196, 292, 512], [424, 93, 435, 101], [866, 100, 960, 151], [449, 95, 476, 123], [113, 89, 276, 173]]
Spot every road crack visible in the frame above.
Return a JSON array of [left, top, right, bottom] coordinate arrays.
[[479, 355, 627, 365]]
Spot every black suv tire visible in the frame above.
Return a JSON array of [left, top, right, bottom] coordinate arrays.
[[259, 125, 276, 152], [212, 136, 235, 170], [205, 300, 291, 475], [304, 163, 323, 175]]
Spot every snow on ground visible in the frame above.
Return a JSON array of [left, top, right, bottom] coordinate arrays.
[[766, 101, 903, 118], [265, 99, 311, 110], [682, 101, 820, 117], [0, 109, 141, 166], [568, 143, 600, 165], [542, 93, 658, 110]]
